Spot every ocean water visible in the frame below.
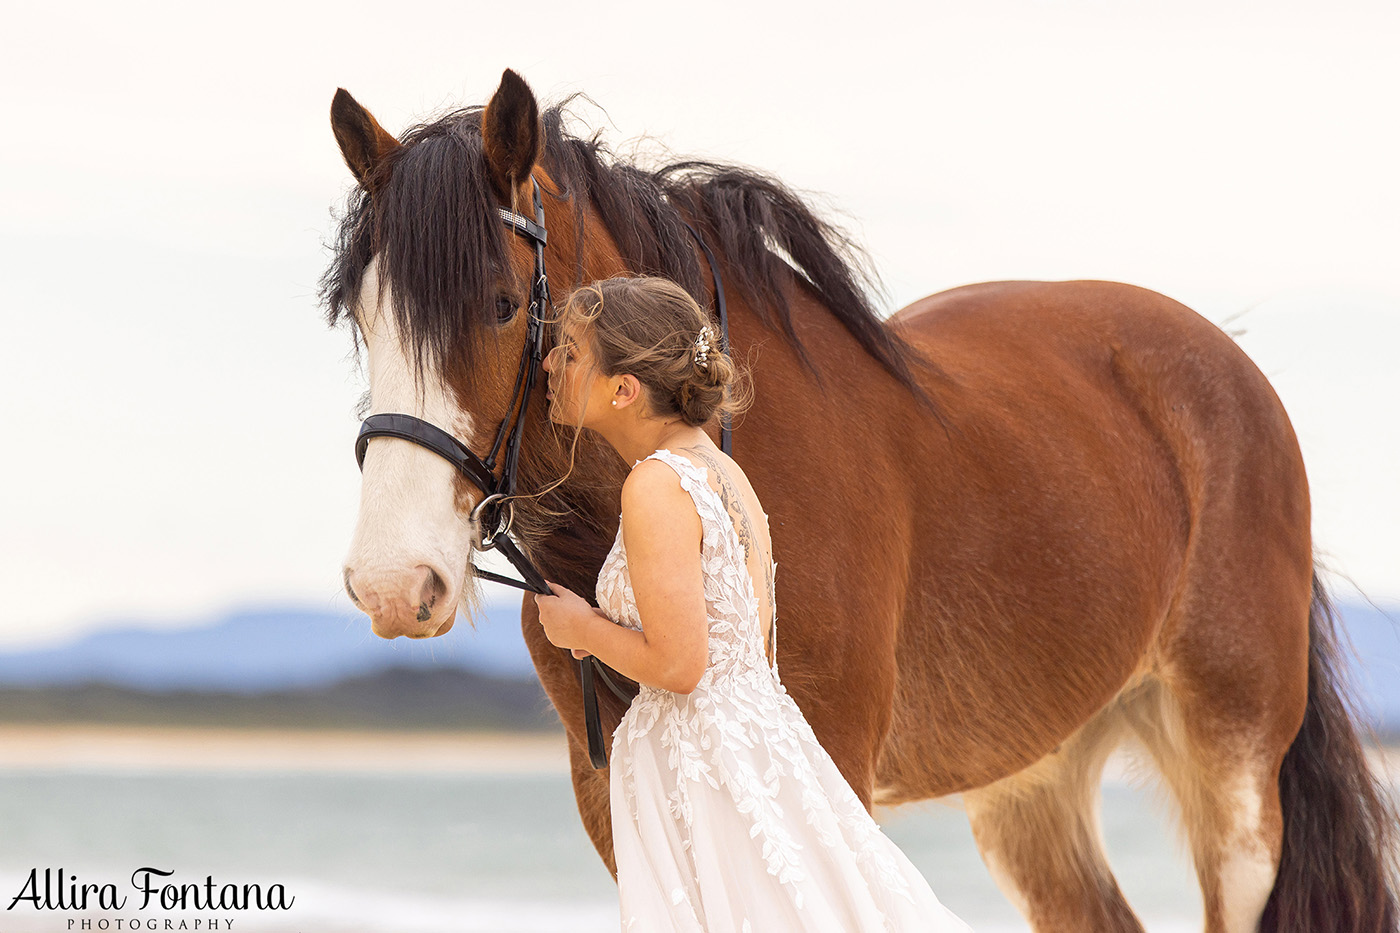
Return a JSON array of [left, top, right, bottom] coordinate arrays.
[[0, 765, 1293, 933]]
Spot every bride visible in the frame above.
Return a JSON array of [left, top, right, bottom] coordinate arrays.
[[533, 276, 972, 932]]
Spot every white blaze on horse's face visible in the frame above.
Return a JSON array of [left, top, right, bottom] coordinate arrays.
[[342, 256, 475, 639]]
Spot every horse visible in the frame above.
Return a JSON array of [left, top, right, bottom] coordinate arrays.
[[322, 69, 1397, 932]]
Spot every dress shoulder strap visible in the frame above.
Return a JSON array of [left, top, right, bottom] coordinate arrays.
[[636, 448, 726, 530], [638, 448, 708, 492]]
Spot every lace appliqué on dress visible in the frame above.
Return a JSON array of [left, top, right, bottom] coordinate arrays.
[[600, 449, 968, 932]]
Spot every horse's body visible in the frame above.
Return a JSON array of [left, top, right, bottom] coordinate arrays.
[[878, 278, 1301, 793], [326, 71, 1396, 932]]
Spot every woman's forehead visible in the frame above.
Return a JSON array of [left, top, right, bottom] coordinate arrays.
[[559, 319, 588, 350]]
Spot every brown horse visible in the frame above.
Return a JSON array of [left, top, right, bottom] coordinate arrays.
[[324, 69, 1397, 932]]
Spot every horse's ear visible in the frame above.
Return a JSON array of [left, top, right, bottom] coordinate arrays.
[[330, 88, 400, 189], [482, 69, 543, 201]]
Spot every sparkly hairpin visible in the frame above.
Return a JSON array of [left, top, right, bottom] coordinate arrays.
[[693, 325, 715, 369]]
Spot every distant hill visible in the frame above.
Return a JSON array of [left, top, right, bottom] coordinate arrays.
[[0, 667, 562, 733], [0, 599, 536, 691], [0, 594, 1393, 736]]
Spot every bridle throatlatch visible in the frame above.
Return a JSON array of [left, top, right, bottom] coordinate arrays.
[[353, 177, 731, 769]]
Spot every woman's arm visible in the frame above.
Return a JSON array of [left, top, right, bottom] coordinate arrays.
[[540, 461, 708, 693], [575, 608, 695, 692]]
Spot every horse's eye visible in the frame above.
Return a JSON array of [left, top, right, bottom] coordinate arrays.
[[496, 296, 517, 324]]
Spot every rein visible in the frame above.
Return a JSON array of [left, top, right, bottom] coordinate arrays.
[[353, 178, 731, 768]]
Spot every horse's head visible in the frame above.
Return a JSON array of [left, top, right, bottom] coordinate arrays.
[[322, 68, 926, 642], [326, 70, 561, 639]]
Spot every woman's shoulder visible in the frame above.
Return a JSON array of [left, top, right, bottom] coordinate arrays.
[[622, 443, 742, 509], [622, 454, 695, 509], [620, 457, 703, 547]]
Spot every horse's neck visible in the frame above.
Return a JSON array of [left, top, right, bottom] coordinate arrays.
[[527, 442, 629, 593]]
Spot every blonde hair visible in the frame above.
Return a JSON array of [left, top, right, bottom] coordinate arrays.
[[550, 275, 754, 427]]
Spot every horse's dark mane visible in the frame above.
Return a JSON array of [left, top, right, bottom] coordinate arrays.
[[320, 95, 943, 411]]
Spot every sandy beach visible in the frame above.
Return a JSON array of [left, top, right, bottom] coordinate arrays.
[[0, 724, 572, 774], [2, 722, 1396, 783]]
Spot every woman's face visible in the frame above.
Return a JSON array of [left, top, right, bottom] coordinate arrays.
[[542, 319, 609, 426]]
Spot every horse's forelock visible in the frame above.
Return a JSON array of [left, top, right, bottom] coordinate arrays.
[[322, 107, 510, 399]]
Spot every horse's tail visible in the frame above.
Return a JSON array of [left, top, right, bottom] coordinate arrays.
[[1260, 567, 1399, 932]]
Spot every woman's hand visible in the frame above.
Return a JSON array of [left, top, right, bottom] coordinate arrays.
[[534, 581, 595, 659]]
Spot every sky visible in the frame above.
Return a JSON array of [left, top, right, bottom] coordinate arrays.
[[0, 0, 1396, 648]]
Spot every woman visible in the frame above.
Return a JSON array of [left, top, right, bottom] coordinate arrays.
[[534, 276, 971, 932]]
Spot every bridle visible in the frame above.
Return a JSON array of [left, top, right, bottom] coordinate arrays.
[[352, 176, 730, 769]]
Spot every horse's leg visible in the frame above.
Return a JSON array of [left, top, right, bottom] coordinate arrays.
[[1114, 442, 1314, 933], [1121, 676, 1286, 933], [962, 707, 1144, 932]]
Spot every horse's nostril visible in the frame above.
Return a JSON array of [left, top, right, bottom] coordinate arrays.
[[411, 566, 448, 624], [343, 569, 362, 607], [427, 567, 447, 602]]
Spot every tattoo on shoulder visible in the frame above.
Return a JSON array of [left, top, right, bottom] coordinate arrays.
[[683, 446, 754, 558], [682, 444, 776, 632]]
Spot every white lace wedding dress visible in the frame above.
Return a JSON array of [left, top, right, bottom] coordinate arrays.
[[596, 448, 972, 932]]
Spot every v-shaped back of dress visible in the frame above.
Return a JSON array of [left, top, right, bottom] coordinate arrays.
[[596, 447, 779, 689]]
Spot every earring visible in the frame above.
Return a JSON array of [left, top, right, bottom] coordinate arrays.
[[612, 401, 617, 406]]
